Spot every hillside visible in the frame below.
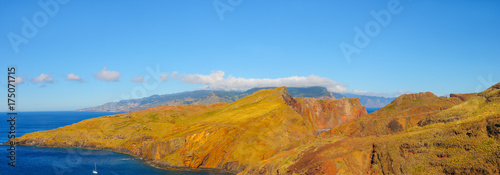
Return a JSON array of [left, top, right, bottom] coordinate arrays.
[[77, 87, 393, 112], [9, 87, 366, 174], [329, 92, 476, 137], [239, 83, 500, 174]]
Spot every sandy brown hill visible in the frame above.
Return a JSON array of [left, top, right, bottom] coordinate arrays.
[[329, 92, 469, 137], [368, 83, 500, 174]]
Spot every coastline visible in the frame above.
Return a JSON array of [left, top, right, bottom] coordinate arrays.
[[4, 144, 234, 175]]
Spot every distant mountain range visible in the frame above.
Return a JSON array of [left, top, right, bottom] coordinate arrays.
[[77, 86, 395, 112], [338, 93, 396, 109]]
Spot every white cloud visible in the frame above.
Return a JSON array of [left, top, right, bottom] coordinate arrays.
[[170, 71, 178, 78], [131, 76, 145, 83], [178, 71, 348, 92], [11, 76, 24, 85], [31, 73, 54, 83], [66, 73, 83, 82], [94, 66, 120, 82], [160, 74, 168, 81], [175, 70, 408, 97], [397, 89, 412, 95]]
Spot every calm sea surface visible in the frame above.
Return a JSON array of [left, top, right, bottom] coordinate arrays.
[[366, 108, 381, 113], [0, 111, 211, 175]]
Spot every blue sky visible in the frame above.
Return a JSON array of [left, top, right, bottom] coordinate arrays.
[[1, 0, 499, 111]]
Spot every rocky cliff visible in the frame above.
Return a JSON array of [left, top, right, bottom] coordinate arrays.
[[294, 97, 366, 133]]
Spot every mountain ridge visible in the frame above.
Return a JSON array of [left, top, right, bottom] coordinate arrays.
[[77, 86, 394, 112]]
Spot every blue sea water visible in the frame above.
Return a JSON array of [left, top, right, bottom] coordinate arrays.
[[0, 111, 211, 175], [366, 108, 381, 113]]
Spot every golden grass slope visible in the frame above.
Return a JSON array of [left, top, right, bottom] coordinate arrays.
[[369, 83, 500, 174]]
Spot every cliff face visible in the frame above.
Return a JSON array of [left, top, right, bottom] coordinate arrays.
[[294, 97, 366, 132], [9, 87, 365, 174]]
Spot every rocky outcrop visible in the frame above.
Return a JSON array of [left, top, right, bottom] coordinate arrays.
[[418, 84, 499, 127], [450, 93, 478, 102], [330, 92, 467, 137]]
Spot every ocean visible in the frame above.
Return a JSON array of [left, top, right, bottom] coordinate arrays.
[[0, 111, 211, 175], [366, 108, 381, 113]]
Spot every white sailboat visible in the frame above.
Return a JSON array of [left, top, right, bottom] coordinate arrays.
[[93, 163, 98, 174]]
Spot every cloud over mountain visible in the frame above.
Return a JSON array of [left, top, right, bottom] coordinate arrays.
[[178, 71, 348, 92]]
